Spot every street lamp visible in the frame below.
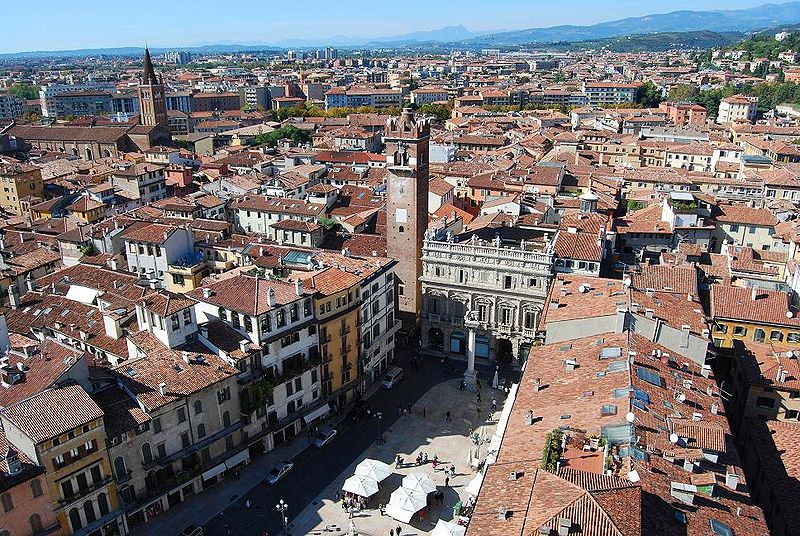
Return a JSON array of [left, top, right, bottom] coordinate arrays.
[[276, 499, 289, 535], [367, 410, 384, 443]]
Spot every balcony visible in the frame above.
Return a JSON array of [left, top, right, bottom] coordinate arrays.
[[59, 475, 115, 506]]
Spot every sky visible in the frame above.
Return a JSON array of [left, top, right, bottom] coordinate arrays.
[[0, 0, 779, 53]]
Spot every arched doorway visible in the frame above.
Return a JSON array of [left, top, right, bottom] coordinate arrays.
[[475, 335, 490, 359], [496, 339, 513, 364], [450, 331, 466, 355], [428, 328, 444, 352]]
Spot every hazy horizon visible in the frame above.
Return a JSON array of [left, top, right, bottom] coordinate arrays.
[[0, 0, 781, 54]]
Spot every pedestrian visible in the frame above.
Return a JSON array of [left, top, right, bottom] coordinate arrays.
[[423, 406, 427, 419], [398, 405, 402, 417], [446, 410, 451, 422], [407, 402, 412, 413], [477, 378, 482, 390], [491, 398, 497, 411], [476, 405, 481, 416], [423, 452, 429, 464], [390, 529, 394, 536], [419, 509, 425, 522], [397, 525, 402, 536], [379, 502, 385, 516], [445, 476, 450, 487], [245, 499, 251, 509], [459, 380, 465, 391], [476, 392, 481, 403], [450, 464, 455, 475]]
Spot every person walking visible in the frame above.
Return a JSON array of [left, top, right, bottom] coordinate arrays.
[[445, 476, 450, 487], [450, 464, 456, 476], [390, 528, 394, 536], [446, 410, 452, 422], [491, 398, 497, 411], [476, 392, 481, 403], [397, 525, 402, 536]]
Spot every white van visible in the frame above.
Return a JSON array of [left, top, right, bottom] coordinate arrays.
[[382, 367, 404, 389]]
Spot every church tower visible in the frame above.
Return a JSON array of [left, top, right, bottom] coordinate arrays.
[[137, 47, 168, 128], [384, 108, 430, 333]]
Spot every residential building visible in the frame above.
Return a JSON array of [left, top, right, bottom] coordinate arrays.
[[717, 95, 758, 124], [120, 222, 197, 285], [0, 162, 44, 215]]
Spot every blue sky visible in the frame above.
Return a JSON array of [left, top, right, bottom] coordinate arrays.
[[1, 0, 775, 52]]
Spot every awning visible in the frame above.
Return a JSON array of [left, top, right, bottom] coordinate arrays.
[[65, 285, 100, 305], [224, 450, 249, 469], [201, 462, 226, 481], [303, 404, 330, 424]]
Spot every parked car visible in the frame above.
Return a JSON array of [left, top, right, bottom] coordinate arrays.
[[266, 461, 294, 484], [180, 525, 204, 536], [382, 366, 404, 389], [346, 400, 370, 422], [314, 428, 338, 448]]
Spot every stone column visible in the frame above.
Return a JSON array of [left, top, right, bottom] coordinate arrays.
[[464, 314, 478, 391]]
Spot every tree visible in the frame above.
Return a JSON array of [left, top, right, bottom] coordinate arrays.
[[7, 82, 38, 100], [667, 84, 698, 102], [417, 103, 452, 121], [636, 82, 663, 108], [251, 125, 310, 148]]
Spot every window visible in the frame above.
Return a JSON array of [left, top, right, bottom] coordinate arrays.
[[218, 308, 228, 321], [789, 332, 800, 343], [177, 407, 187, 423], [141, 443, 153, 464], [197, 424, 206, 439], [714, 324, 728, 333], [153, 417, 162, 434], [223, 411, 231, 427], [785, 409, 799, 420], [181, 432, 190, 449], [83, 500, 96, 524], [157, 443, 167, 459], [30, 478, 43, 498], [748, 225, 756, 234], [69, 508, 82, 531], [232, 313, 241, 329], [500, 308, 512, 325], [733, 326, 747, 337], [277, 309, 286, 327], [194, 400, 203, 414], [261, 314, 272, 333], [171, 314, 179, 330], [244, 316, 253, 332], [398, 284, 404, 296], [771, 331, 784, 342], [114, 456, 126, 478], [756, 396, 775, 408], [218, 386, 231, 404], [753, 328, 765, 342], [30, 514, 43, 533], [1, 492, 13, 512], [729, 224, 740, 233], [504, 276, 512, 289], [98, 493, 109, 516], [601, 404, 618, 416], [183, 309, 191, 325]]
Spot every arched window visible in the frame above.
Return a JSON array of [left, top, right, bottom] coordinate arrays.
[[98, 492, 109, 516], [194, 400, 203, 414], [114, 456, 127, 477], [85, 148, 93, 161], [0, 492, 13, 512], [141, 443, 152, 465], [69, 507, 83, 531], [30, 478, 43, 497], [223, 410, 231, 428], [83, 499, 96, 524], [30, 513, 43, 532]]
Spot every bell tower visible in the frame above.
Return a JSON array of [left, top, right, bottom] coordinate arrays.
[[384, 108, 430, 333], [138, 47, 168, 128]]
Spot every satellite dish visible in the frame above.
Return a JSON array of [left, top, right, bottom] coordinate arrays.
[[787, 311, 794, 319], [788, 351, 795, 359], [670, 433, 679, 444], [626, 412, 636, 423], [677, 393, 687, 403]]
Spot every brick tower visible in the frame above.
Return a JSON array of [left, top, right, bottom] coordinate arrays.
[[138, 47, 168, 128], [384, 108, 430, 334]]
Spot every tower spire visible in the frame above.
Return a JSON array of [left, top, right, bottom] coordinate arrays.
[[143, 46, 159, 86]]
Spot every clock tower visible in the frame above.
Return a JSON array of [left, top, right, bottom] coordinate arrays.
[[384, 108, 430, 333]]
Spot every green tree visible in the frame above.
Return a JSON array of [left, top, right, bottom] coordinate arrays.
[[251, 125, 310, 147], [667, 84, 698, 102], [636, 81, 663, 108], [417, 103, 452, 121], [7, 82, 38, 100]]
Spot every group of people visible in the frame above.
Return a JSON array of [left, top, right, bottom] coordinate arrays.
[[338, 491, 369, 518]]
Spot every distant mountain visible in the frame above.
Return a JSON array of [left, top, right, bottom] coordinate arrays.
[[272, 25, 479, 48], [543, 30, 745, 53], [464, 1, 800, 46]]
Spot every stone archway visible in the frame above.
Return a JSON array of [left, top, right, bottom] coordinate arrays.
[[450, 331, 466, 355]]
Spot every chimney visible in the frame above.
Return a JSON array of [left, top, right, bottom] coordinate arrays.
[[615, 308, 627, 333], [239, 340, 249, 353], [645, 309, 654, 319], [7, 284, 20, 310], [680, 325, 690, 348], [557, 518, 571, 536], [159, 382, 167, 396], [103, 313, 122, 340], [533, 378, 541, 393], [200, 324, 209, 338], [267, 287, 277, 307], [751, 286, 759, 301], [202, 287, 213, 299], [182, 351, 191, 364], [294, 279, 304, 296], [564, 359, 577, 372], [725, 470, 740, 490], [110, 259, 119, 271], [24, 276, 35, 293], [711, 401, 719, 415], [645, 287, 654, 297], [525, 409, 535, 425]]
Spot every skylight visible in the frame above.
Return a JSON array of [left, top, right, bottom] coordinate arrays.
[[710, 519, 734, 536], [599, 347, 622, 359], [635, 366, 663, 387]]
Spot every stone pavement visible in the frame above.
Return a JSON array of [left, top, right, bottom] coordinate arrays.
[[292, 378, 506, 536]]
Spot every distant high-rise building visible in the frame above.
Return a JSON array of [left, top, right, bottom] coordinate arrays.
[[287, 50, 297, 60], [138, 48, 169, 130], [164, 50, 191, 65], [326, 47, 338, 60]]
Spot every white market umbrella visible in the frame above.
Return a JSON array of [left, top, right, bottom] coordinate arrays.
[[402, 472, 436, 494], [492, 370, 499, 389], [342, 475, 379, 497], [465, 473, 484, 497], [386, 487, 427, 522], [431, 519, 466, 536], [355, 458, 393, 482]]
